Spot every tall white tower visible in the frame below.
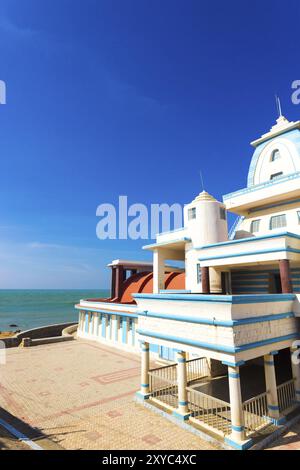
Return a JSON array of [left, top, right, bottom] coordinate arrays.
[[184, 190, 228, 293]]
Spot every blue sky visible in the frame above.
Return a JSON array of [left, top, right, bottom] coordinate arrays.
[[0, 0, 300, 288]]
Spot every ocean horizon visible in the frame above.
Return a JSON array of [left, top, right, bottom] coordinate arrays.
[[0, 289, 110, 332]]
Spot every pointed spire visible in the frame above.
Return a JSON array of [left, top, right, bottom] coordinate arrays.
[[250, 97, 300, 147], [275, 95, 283, 117]]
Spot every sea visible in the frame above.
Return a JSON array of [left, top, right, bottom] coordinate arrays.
[[0, 289, 110, 332]]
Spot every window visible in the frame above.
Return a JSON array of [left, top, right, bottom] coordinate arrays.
[[270, 172, 283, 180], [271, 149, 281, 161], [220, 207, 226, 220], [270, 214, 287, 230], [188, 207, 196, 220], [250, 219, 260, 233], [197, 263, 202, 284]]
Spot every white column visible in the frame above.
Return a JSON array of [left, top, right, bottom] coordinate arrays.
[[111, 315, 118, 342], [140, 341, 150, 397], [264, 354, 280, 421], [128, 319, 133, 346], [118, 316, 123, 343], [105, 315, 111, 339], [227, 366, 246, 443], [153, 249, 165, 294], [88, 312, 93, 335], [290, 345, 300, 404], [122, 317, 129, 344], [210, 268, 222, 294], [92, 314, 97, 336], [79, 312, 84, 333], [174, 351, 189, 419]]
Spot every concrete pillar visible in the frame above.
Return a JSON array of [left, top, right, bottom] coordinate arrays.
[[121, 317, 129, 344], [118, 316, 123, 343], [115, 266, 124, 298], [111, 315, 118, 342], [88, 313, 92, 334], [210, 268, 222, 294], [106, 315, 111, 340], [201, 266, 210, 294], [173, 351, 190, 420], [279, 259, 293, 293], [139, 341, 150, 399], [111, 267, 116, 298], [226, 366, 247, 447], [290, 345, 300, 404], [264, 354, 281, 422], [153, 250, 165, 293], [80, 312, 84, 332]]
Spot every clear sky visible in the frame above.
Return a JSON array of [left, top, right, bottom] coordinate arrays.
[[0, 0, 300, 288]]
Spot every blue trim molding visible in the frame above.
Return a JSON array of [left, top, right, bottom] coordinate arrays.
[[264, 360, 275, 366], [223, 167, 300, 201], [199, 247, 300, 262], [268, 404, 280, 411], [229, 372, 240, 379], [231, 424, 244, 432], [172, 410, 190, 421], [143, 237, 191, 250], [138, 310, 294, 327], [137, 328, 299, 354], [224, 436, 253, 450], [135, 391, 150, 401], [76, 305, 138, 319], [134, 292, 295, 304], [198, 231, 300, 250]]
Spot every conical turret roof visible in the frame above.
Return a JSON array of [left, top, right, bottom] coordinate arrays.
[[192, 190, 216, 203]]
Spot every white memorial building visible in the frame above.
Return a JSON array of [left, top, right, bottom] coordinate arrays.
[[76, 114, 300, 449]]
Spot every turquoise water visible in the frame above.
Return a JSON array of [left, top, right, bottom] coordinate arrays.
[[0, 289, 110, 332]]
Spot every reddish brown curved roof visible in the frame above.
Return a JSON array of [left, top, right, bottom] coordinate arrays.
[[118, 271, 185, 304], [86, 271, 185, 305]]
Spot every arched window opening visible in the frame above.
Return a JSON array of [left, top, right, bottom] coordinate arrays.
[[271, 149, 281, 161]]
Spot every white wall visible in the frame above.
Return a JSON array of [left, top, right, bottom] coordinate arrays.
[[239, 202, 300, 237]]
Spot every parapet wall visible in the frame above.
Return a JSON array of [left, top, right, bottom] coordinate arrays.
[[1, 322, 77, 348]]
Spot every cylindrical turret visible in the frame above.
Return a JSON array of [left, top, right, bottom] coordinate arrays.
[[184, 190, 228, 247], [184, 191, 228, 293]]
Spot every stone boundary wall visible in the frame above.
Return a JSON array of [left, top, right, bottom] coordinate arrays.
[[1, 322, 77, 348]]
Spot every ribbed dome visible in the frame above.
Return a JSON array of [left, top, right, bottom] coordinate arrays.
[[192, 190, 216, 203]]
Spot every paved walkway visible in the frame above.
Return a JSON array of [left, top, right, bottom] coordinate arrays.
[[0, 427, 29, 451], [265, 421, 300, 450], [0, 340, 218, 450]]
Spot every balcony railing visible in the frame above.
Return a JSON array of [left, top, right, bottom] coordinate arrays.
[[277, 379, 296, 413], [187, 387, 231, 436], [148, 363, 178, 409], [147, 363, 298, 440], [243, 392, 269, 434], [148, 358, 209, 410]]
